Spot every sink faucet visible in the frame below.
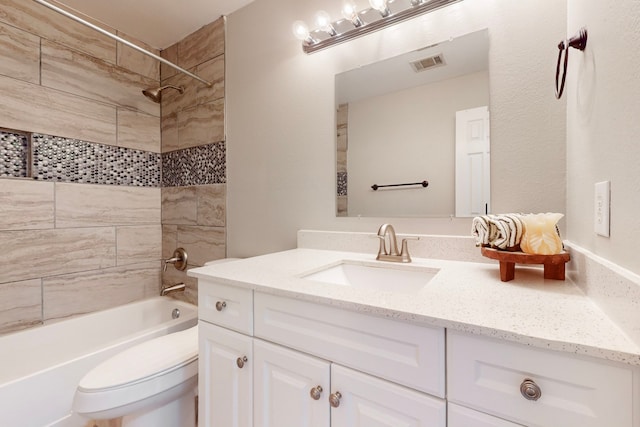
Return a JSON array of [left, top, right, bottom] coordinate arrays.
[[375, 224, 416, 263]]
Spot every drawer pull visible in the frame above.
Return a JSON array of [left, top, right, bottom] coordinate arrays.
[[215, 301, 227, 311], [309, 385, 323, 400], [236, 356, 248, 369], [329, 391, 342, 408], [520, 378, 542, 401]]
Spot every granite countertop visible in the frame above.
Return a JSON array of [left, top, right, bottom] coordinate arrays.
[[188, 248, 640, 366]]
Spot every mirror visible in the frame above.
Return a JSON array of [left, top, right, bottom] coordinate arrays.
[[336, 29, 490, 218]]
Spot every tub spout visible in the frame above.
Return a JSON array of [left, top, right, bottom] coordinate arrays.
[[161, 282, 186, 296]]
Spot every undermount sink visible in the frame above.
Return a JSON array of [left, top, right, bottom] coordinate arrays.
[[302, 262, 439, 294]]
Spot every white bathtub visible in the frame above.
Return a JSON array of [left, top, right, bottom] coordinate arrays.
[[0, 297, 197, 427]]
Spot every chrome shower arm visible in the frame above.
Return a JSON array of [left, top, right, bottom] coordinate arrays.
[[32, 0, 213, 88]]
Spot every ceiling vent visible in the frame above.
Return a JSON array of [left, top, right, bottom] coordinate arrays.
[[410, 54, 445, 72]]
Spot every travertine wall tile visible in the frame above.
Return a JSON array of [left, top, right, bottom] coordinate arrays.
[[0, 278, 41, 334], [0, 0, 116, 63], [0, 21, 40, 84], [116, 32, 160, 80], [176, 225, 225, 267], [197, 184, 226, 226], [178, 19, 224, 70], [56, 183, 161, 228], [337, 196, 348, 217], [0, 179, 54, 230], [116, 225, 162, 266], [160, 43, 179, 80], [43, 264, 160, 322], [162, 186, 197, 224], [161, 111, 179, 153], [1, 227, 116, 284], [162, 224, 178, 259], [0, 75, 117, 146], [161, 71, 196, 119], [337, 150, 347, 173], [196, 55, 225, 104], [41, 41, 160, 117], [117, 108, 161, 152], [177, 100, 225, 149]]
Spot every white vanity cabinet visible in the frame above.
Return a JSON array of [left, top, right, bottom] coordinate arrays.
[[447, 330, 635, 427], [253, 338, 330, 427], [197, 280, 446, 427], [199, 322, 253, 427], [197, 279, 637, 427]]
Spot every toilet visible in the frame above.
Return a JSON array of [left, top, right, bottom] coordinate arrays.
[[73, 325, 198, 427]]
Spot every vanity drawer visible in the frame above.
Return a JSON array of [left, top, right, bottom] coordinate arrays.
[[448, 403, 523, 427], [254, 292, 445, 397], [447, 331, 633, 427], [198, 280, 253, 334]]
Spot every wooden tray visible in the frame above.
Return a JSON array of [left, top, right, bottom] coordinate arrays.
[[481, 247, 571, 282]]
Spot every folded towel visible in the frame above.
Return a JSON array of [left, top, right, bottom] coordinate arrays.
[[472, 216, 493, 246], [472, 213, 524, 250]]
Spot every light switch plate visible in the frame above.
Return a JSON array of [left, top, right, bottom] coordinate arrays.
[[594, 181, 610, 237]]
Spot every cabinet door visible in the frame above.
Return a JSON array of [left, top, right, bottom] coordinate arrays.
[[330, 364, 446, 427], [449, 403, 524, 427], [254, 339, 330, 427], [199, 322, 252, 427]]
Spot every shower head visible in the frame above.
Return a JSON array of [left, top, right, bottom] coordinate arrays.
[[142, 85, 185, 103]]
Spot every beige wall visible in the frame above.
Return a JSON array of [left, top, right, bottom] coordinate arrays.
[[160, 19, 227, 305], [566, 0, 640, 276], [0, 0, 161, 334], [226, 0, 567, 257]]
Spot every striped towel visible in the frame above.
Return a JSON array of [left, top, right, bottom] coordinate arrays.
[[472, 214, 524, 250]]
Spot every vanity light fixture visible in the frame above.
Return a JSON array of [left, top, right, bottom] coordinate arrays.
[[316, 11, 338, 36], [294, 0, 463, 54], [342, 1, 364, 27], [369, 0, 391, 17]]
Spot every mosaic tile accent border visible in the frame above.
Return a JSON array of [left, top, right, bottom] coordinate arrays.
[[162, 142, 226, 187], [31, 134, 160, 187], [337, 171, 347, 196], [0, 131, 28, 178]]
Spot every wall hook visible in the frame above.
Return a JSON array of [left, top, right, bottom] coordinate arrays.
[[555, 27, 588, 99]]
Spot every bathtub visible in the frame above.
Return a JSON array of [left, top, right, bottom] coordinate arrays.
[[0, 297, 197, 427]]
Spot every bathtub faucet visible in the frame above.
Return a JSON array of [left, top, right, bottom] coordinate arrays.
[[163, 248, 188, 272], [161, 282, 186, 296]]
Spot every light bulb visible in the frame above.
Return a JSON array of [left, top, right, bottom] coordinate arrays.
[[369, 0, 390, 17], [315, 10, 337, 36], [292, 20, 315, 43], [342, 1, 364, 27]]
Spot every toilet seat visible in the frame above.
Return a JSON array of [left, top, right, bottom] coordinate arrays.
[[74, 326, 198, 420]]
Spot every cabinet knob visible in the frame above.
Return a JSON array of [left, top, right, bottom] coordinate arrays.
[[236, 356, 248, 369], [215, 301, 227, 311], [329, 391, 342, 408], [520, 378, 542, 401], [309, 385, 323, 400]]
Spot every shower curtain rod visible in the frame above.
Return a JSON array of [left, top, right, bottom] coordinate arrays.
[[32, 0, 213, 87]]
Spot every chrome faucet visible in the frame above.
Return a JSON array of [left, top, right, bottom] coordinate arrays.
[[375, 224, 416, 263], [161, 282, 186, 296]]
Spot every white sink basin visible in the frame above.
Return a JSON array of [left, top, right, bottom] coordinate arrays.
[[302, 262, 439, 294]]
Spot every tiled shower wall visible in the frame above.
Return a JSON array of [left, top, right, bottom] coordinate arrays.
[[159, 19, 227, 305], [0, 0, 163, 334]]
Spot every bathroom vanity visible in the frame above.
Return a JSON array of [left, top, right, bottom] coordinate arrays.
[[189, 237, 640, 427]]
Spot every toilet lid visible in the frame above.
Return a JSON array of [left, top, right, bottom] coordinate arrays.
[[78, 325, 198, 392]]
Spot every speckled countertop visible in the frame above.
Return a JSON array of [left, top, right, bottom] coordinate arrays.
[[188, 248, 640, 366]]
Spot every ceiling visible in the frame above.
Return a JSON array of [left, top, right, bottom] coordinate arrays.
[[56, 0, 255, 49]]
